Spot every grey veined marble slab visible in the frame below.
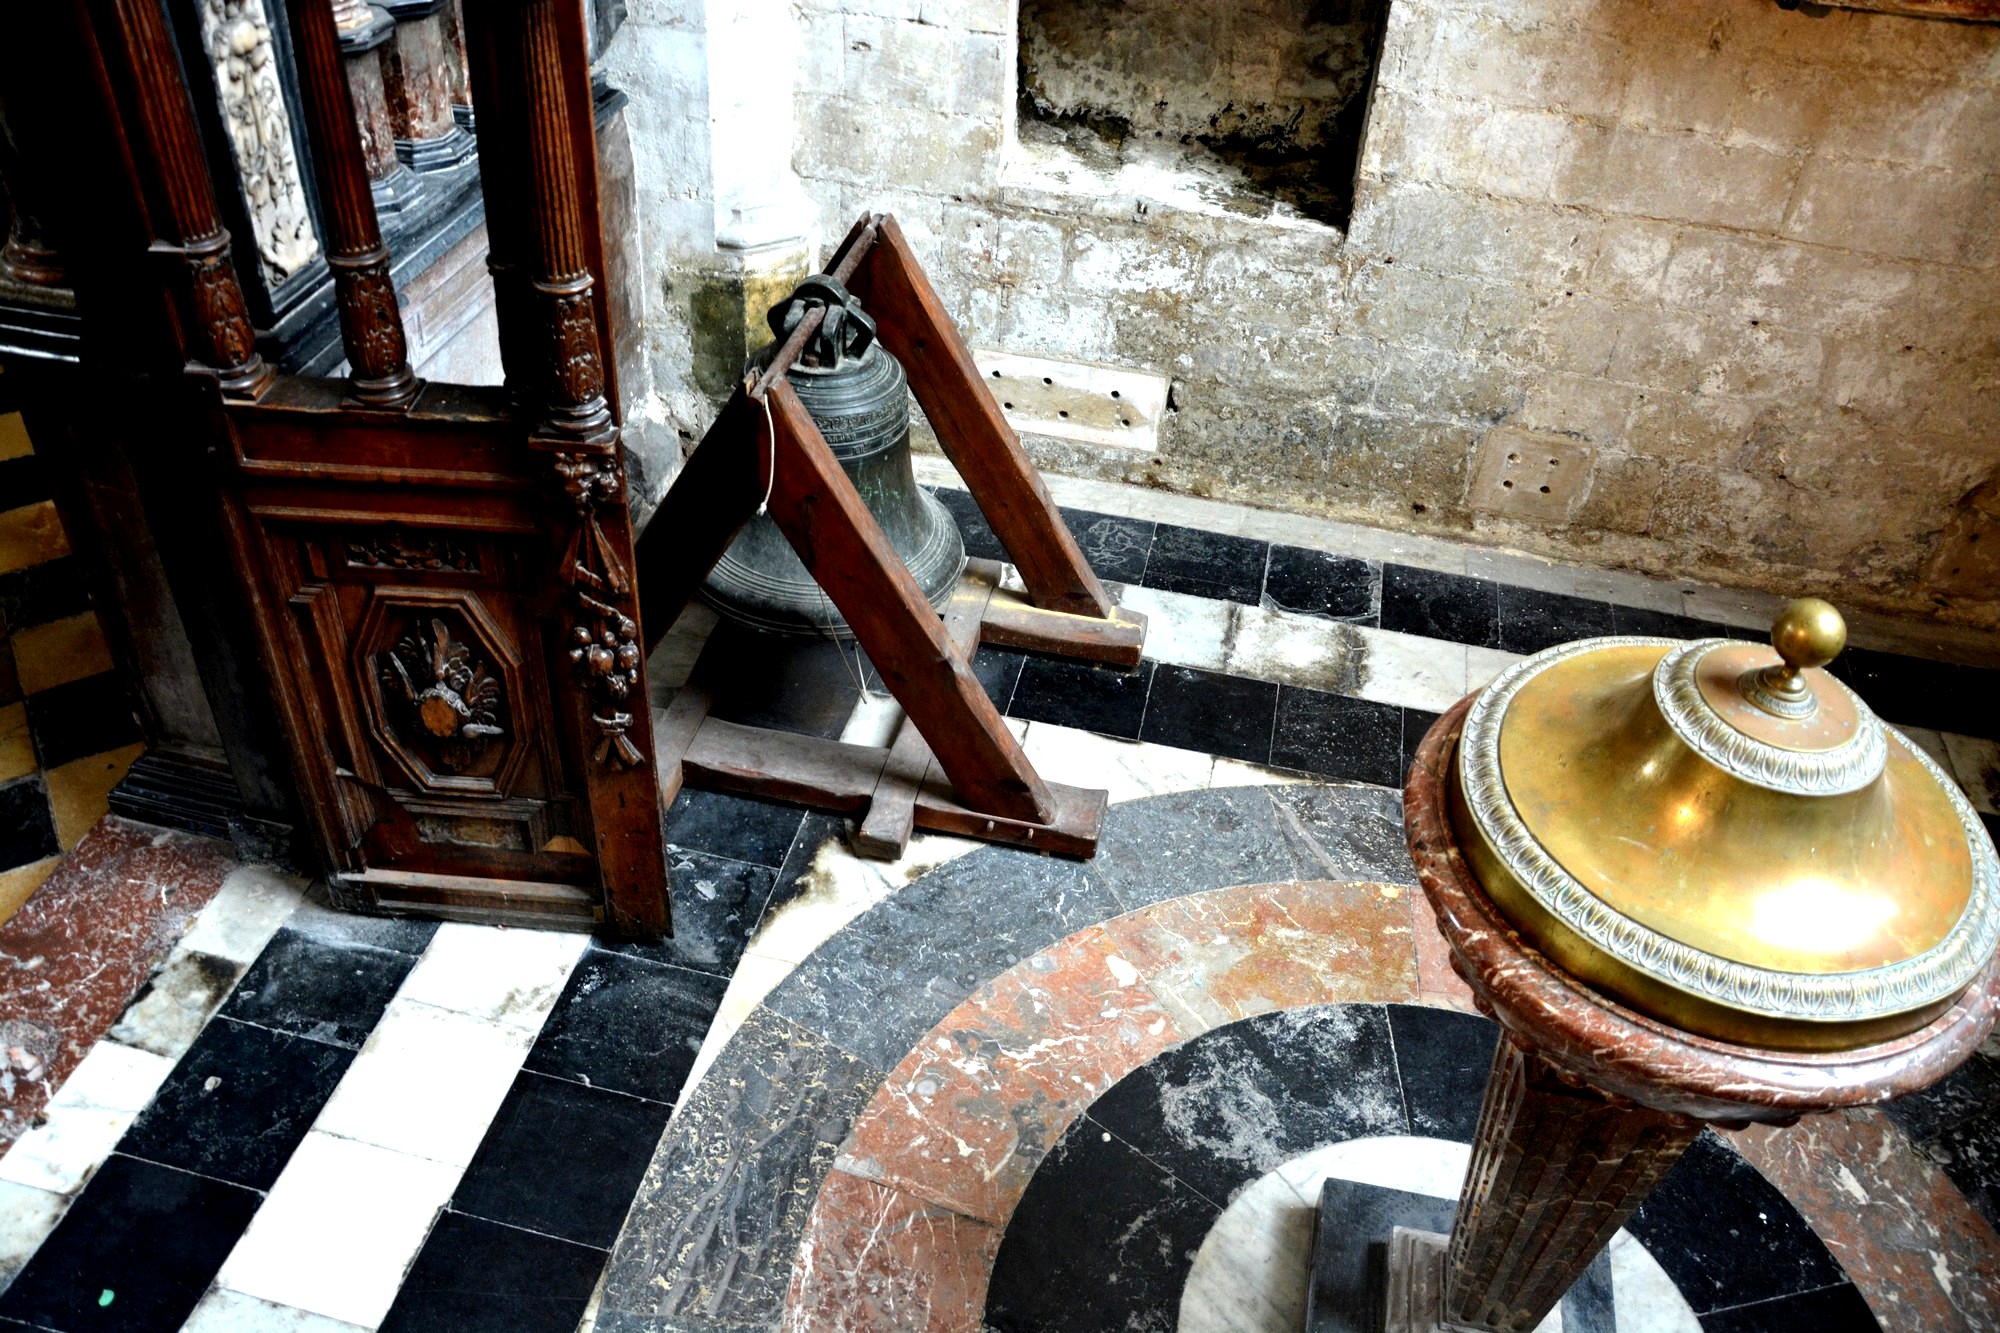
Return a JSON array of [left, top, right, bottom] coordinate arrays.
[[597, 1005, 884, 1332]]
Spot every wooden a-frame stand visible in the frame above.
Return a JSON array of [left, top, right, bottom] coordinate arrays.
[[635, 213, 1148, 861]]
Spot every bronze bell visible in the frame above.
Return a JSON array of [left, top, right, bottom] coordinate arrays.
[[699, 275, 966, 636]]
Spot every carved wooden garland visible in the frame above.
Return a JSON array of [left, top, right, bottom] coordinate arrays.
[[554, 452, 642, 767]]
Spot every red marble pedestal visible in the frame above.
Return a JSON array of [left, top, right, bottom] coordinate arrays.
[[1402, 699, 2000, 1333]]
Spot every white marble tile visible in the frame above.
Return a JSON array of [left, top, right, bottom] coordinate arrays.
[[175, 866, 310, 965], [1116, 583, 1232, 671], [1350, 624, 1471, 714], [313, 998, 533, 1167], [182, 1286, 370, 1332], [1019, 721, 1216, 804], [0, 1180, 67, 1288], [1208, 757, 1310, 788], [744, 838, 900, 967], [838, 690, 905, 748], [0, 1041, 173, 1195], [1681, 584, 1784, 632], [214, 1130, 458, 1328], [1942, 732, 1999, 815], [1609, 1231, 1702, 1333], [1224, 605, 1367, 696], [1279, 1134, 1472, 1203], [394, 922, 588, 1030], [1179, 1167, 1318, 1333], [1464, 644, 1524, 693], [106, 948, 245, 1061], [1463, 548, 1682, 615]]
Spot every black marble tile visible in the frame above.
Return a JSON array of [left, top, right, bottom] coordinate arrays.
[[602, 847, 773, 977], [985, 1112, 1221, 1333], [525, 950, 727, 1104], [928, 485, 1004, 560], [452, 1070, 674, 1249], [1379, 565, 1499, 648], [1267, 784, 1420, 887], [0, 553, 91, 631], [0, 775, 58, 870], [285, 898, 440, 955], [218, 927, 417, 1049], [1878, 1050, 2000, 1146], [1495, 584, 1619, 655], [1609, 604, 1733, 642], [0, 453, 49, 510], [1697, 1283, 1881, 1332], [378, 1210, 607, 1333], [599, 1005, 883, 1328], [0, 1153, 261, 1333], [970, 643, 1026, 712], [1924, 1097, 2000, 1230], [661, 787, 806, 869], [1008, 655, 1153, 739], [1626, 1131, 1846, 1314], [1269, 686, 1404, 785], [118, 1016, 352, 1189], [702, 623, 867, 741], [1089, 1004, 1407, 1206], [1401, 707, 1443, 779], [1060, 506, 1156, 583], [23, 670, 144, 768], [1087, 785, 1332, 914], [762, 847, 1124, 1070], [1265, 546, 1379, 623], [751, 810, 850, 933], [1833, 649, 2000, 742], [1140, 663, 1279, 763], [1386, 1004, 1497, 1141], [0, 632, 18, 707], [1141, 523, 1270, 603]]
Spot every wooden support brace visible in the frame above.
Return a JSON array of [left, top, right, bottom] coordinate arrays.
[[847, 215, 1114, 620]]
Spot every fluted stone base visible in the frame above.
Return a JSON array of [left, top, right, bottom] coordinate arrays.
[[1444, 1041, 1700, 1332]]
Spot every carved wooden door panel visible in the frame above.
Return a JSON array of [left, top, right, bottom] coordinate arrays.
[[57, 0, 670, 933]]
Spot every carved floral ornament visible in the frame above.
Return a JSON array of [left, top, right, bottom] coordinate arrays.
[[554, 452, 644, 767], [196, 0, 320, 285], [381, 616, 506, 772]]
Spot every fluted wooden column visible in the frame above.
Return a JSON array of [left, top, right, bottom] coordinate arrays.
[[1443, 1039, 1700, 1330], [514, 0, 612, 444], [287, 0, 418, 407], [97, 0, 273, 399]]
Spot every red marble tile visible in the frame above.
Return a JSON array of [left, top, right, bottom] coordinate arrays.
[[1100, 879, 1421, 1035], [835, 924, 1184, 1227], [1729, 1109, 2000, 1332], [783, 1168, 999, 1333], [0, 816, 235, 1152]]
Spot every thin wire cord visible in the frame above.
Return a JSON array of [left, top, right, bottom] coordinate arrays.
[[755, 390, 777, 516]]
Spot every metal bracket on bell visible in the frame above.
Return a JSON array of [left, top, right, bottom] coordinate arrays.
[[768, 273, 878, 370]]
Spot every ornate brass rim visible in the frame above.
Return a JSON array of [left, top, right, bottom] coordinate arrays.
[[1459, 636, 2000, 1028], [1654, 640, 1886, 796]]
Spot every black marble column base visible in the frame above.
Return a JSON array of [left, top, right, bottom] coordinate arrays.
[[1308, 1178, 1613, 1333]]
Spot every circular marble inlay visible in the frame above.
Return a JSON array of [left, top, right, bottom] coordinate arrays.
[[1178, 1135, 1702, 1333]]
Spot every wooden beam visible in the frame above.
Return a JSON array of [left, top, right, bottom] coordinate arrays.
[[633, 388, 765, 654], [853, 571, 996, 858], [847, 214, 1113, 620], [764, 381, 1054, 826]]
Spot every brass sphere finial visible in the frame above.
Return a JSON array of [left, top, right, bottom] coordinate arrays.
[[1738, 597, 1844, 719], [1771, 597, 1846, 674]]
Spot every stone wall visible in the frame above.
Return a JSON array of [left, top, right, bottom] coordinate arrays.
[[611, 0, 2000, 625]]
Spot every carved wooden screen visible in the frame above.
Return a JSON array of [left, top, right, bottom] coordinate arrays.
[[64, 0, 669, 934]]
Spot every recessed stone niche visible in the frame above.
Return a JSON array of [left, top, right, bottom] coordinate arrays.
[[1016, 0, 1391, 227]]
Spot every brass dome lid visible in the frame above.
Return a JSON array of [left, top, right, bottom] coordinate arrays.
[[1447, 599, 2000, 1051]]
